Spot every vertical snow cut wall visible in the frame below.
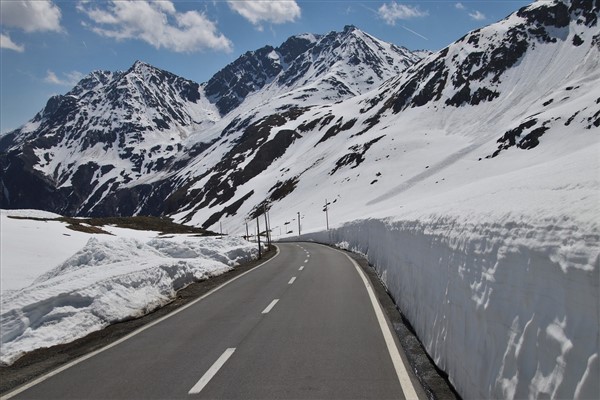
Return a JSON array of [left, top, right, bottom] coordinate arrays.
[[300, 215, 599, 399]]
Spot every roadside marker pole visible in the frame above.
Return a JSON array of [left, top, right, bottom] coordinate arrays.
[[256, 216, 262, 259]]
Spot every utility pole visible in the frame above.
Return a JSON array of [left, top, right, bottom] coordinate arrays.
[[245, 221, 249, 241], [264, 206, 270, 250], [297, 211, 301, 236], [256, 216, 262, 259], [220, 221, 223, 237], [324, 198, 330, 230], [266, 209, 271, 244]]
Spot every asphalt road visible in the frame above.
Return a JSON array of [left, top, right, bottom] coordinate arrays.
[[3, 242, 424, 400]]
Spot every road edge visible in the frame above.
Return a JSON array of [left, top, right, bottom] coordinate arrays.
[[311, 241, 461, 400]]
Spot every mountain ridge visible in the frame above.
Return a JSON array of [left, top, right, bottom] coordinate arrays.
[[1, 0, 598, 227], [0, 25, 424, 216]]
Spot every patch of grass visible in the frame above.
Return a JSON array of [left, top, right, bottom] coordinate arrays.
[[63, 223, 112, 235], [7, 215, 217, 236]]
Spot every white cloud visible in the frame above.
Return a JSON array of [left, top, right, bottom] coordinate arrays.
[[227, 1, 301, 30], [78, 1, 232, 53], [44, 70, 84, 86], [455, 2, 466, 10], [469, 10, 486, 21], [0, 1, 63, 33], [1, 33, 25, 52], [378, 2, 428, 26]]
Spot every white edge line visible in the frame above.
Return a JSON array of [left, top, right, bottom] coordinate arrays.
[[262, 299, 279, 314], [188, 348, 236, 394], [0, 246, 281, 400], [342, 252, 419, 400], [288, 276, 296, 284]]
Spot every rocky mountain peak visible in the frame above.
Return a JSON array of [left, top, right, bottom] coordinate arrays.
[[343, 24, 358, 33], [204, 26, 423, 115]]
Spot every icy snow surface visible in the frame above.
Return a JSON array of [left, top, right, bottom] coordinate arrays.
[[0, 211, 256, 365]]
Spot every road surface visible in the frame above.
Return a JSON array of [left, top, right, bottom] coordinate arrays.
[[3, 242, 423, 399]]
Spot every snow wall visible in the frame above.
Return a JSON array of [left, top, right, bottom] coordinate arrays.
[[1, 236, 257, 366], [297, 216, 599, 399]]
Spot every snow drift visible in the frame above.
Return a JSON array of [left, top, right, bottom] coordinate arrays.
[[0, 234, 256, 366]]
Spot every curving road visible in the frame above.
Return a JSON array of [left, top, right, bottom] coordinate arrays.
[[3, 242, 424, 400]]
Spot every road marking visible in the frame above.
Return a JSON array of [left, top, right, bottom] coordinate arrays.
[[188, 348, 236, 395], [288, 277, 296, 284], [0, 247, 281, 400], [307, 254, 310, 258], [262, 299, 279, 314], [299, 266, 304, 271], [304, 258, 308, 263], [344, 253, 419, 400]]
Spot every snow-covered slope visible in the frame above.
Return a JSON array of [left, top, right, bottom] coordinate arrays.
[[0, 210, 257, 366], [173, 0, 599, 233]]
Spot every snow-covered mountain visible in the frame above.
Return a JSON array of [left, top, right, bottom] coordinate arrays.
[[204, 25, 421, 115], [1, 1, 599, 398], [0, 60, 222, 215], [170, 0, 599, 231], [0, 26, 422, 216]]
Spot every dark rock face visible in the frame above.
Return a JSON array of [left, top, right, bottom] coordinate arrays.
[[204, 46, 285, 115], [0, 148, 67, 211], [330, 136, 385, 175], [268, 177, 300, 202], [202, 190, 255, 229], [204, 33, 324, 115], [177, 108, 306, 223], [317, 118, 357, 145], [488, 119, 552, 158]]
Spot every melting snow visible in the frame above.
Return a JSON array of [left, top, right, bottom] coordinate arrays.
[[0, 210, 257, 365]]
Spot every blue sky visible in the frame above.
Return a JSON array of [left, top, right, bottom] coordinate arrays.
[[0, 0, 532, 134]]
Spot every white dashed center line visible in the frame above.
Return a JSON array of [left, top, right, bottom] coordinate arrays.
[[288, 277, 297, 284], [299, 266, 304, 271], [262, 299, 279, 314], [188, 348, 236, 394]]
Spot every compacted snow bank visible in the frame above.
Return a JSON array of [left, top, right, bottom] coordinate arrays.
[[0, 211, 256, 366], [299, 214, 599, 399]]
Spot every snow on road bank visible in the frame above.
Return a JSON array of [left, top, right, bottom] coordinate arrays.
[[1, 212, 256, 366], [299, 214, 599, 399]]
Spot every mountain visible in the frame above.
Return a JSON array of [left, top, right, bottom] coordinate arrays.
[[1, 0, 598, 226], [168, 0, 599, 229], [0, 27, 422, 216], [0, 61, 222, 215], [204, 25, 421, 115]]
